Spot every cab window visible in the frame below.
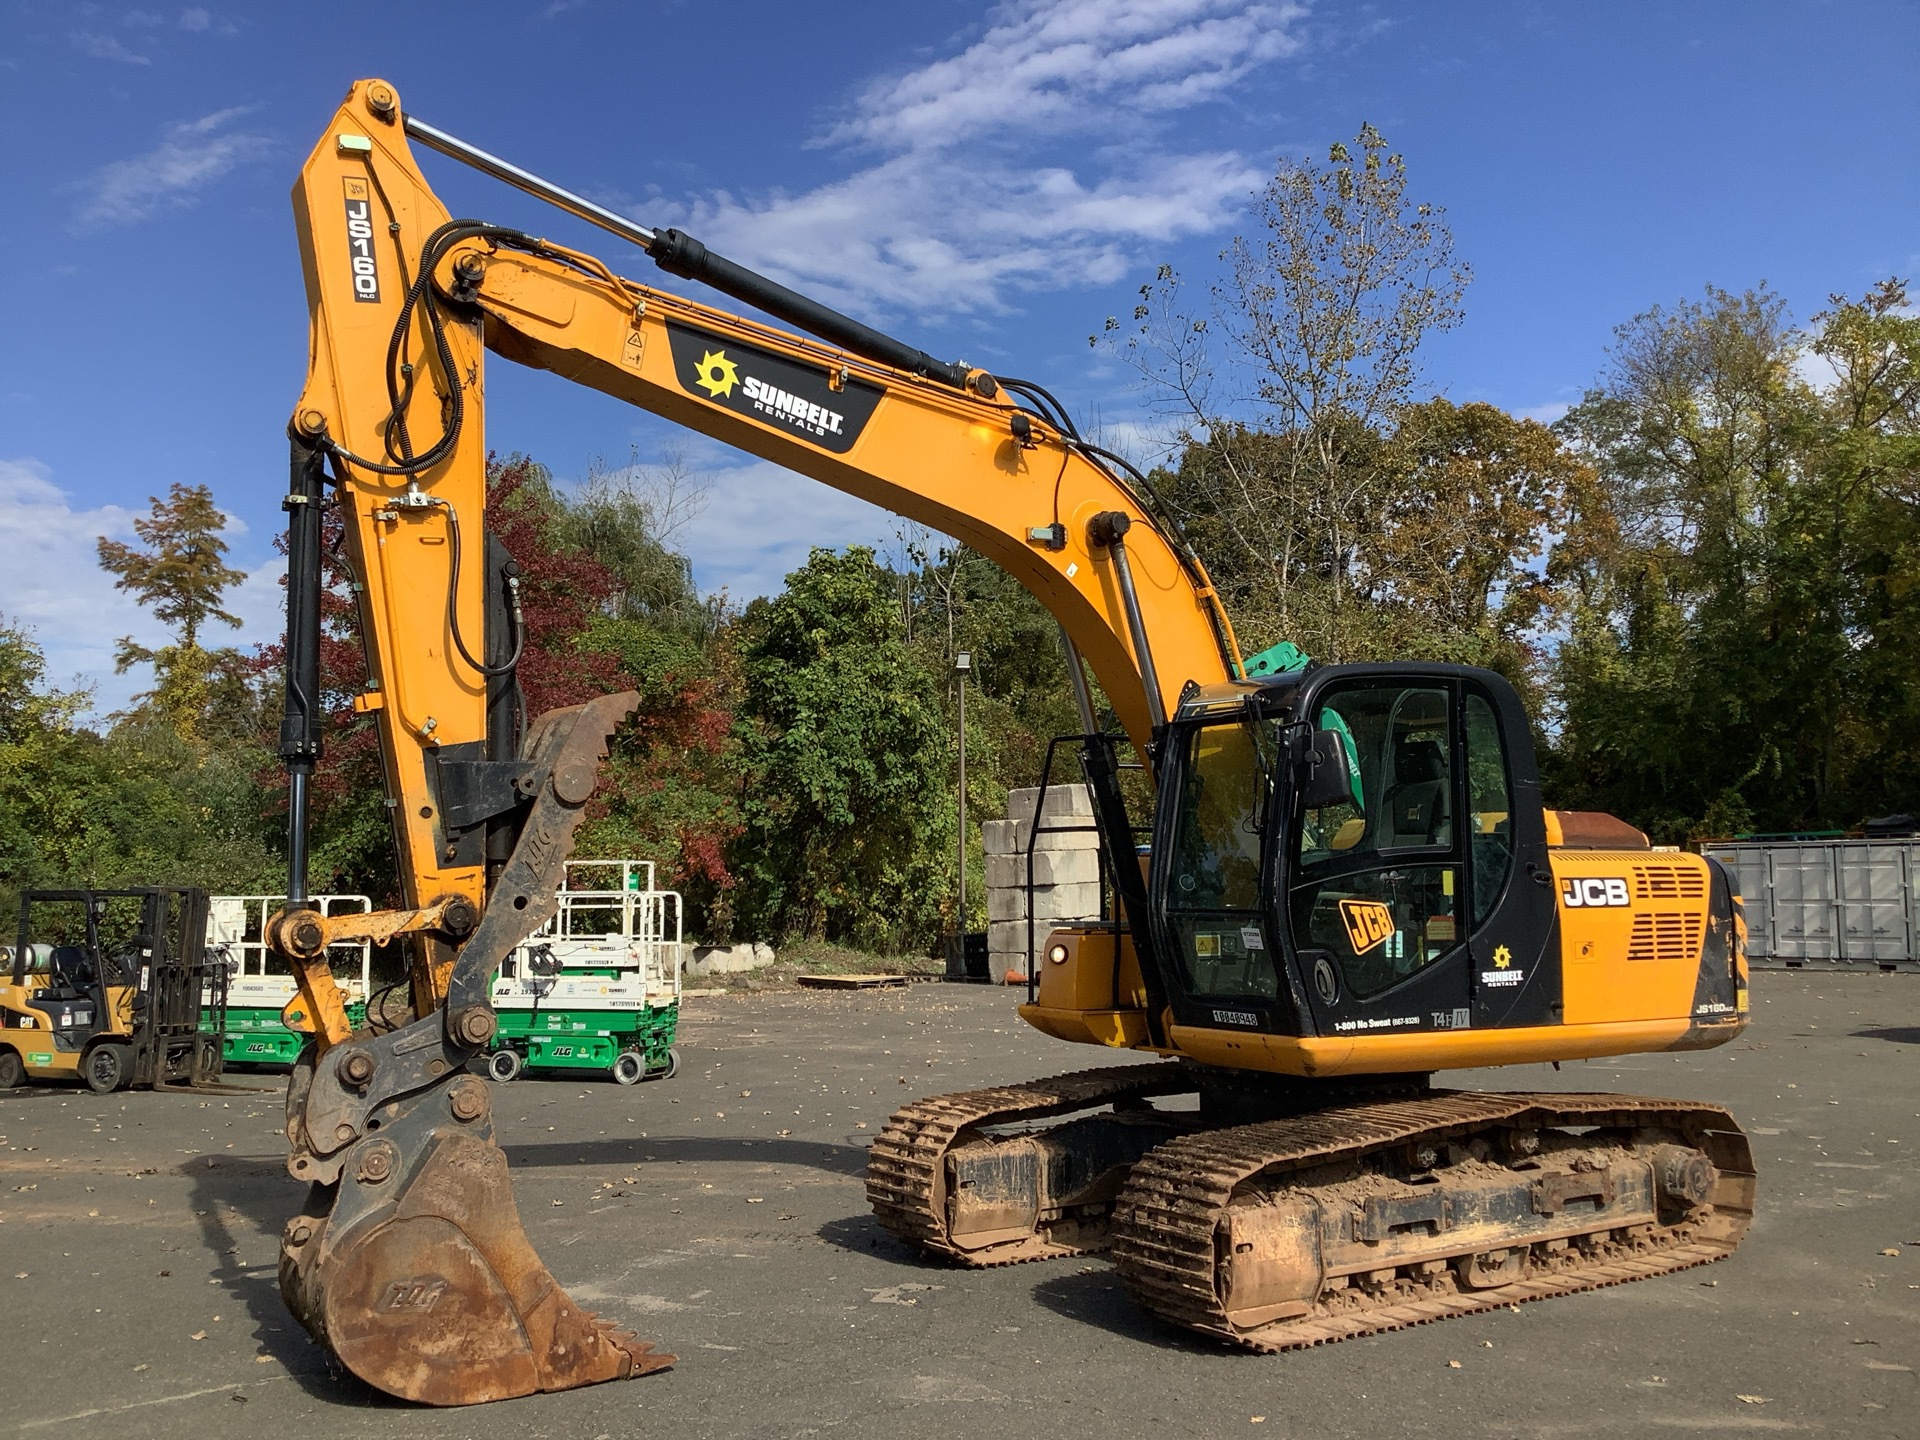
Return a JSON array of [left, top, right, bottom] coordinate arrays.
[[1290, 684, 1460, 999]]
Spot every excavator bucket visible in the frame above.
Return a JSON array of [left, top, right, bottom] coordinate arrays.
[[279, 1074, 671, 1404], [276, 694, 671, 1405]]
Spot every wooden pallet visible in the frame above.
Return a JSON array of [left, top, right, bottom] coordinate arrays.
[[795, 973, 913, 990]]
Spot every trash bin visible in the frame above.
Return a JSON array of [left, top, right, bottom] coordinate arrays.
[[943, 932, 989, 982]]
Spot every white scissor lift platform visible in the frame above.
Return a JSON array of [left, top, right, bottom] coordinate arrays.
[[487, 859, 684, 1084]]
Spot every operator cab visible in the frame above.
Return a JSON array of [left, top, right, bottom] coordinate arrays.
[[1148, 664, 1559, 1043]]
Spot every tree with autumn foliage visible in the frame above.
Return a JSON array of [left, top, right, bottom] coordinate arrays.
[[1547, 281, 1920, 839], [486, 455, 741, 916], [270, 454, 740, 913], [1105, 123, 1473, 663]]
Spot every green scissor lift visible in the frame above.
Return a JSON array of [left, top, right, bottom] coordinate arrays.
[[485, 860, 683, 1085]]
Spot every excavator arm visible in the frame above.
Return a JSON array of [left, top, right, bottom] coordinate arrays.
[[269, 78, 1238, 1405]]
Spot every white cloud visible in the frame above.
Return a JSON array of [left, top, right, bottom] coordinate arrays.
[[0, 459, 283, 719], [179, 8, 211, 31], [71, 30, 152, 64], [825, 0, 1304, 152], [1792, 347, 1841, 394], [666, 456, 900, 603], [69, 108, 273, 232], [1517, 401, 1571, 425], [638, 0, 1309, 317]]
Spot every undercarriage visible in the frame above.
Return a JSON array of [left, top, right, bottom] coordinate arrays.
[[867, 1063, 1754, 1347]]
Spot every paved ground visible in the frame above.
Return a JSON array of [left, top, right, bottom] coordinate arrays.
[[1, 971, 1915, 1439]]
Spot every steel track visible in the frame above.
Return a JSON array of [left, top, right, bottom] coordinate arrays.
[[868, 1069, 1754, 1348], [866, 1062, 1192, 1265], [1110, 1091, 1755, 1350]]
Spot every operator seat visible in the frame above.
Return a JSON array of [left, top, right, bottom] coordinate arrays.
[[38, 945, 97, 1000], [1385, 739, 1448, 848]]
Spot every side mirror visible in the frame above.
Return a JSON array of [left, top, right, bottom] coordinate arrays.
[[1298, 729, 1358, 809]]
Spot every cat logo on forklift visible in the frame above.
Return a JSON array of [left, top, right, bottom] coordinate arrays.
[[1562, 877, 1631, 908], [1338, 899, 1396, 956]]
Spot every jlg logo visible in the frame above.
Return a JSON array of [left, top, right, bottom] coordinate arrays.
[[1338, 898, 1397, 955], [343, 177, 379, 303], [380, 1278, 447, 1313], [1562, 877, 1630, 908]]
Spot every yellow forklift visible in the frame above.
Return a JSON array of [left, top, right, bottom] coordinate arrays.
[[0, 888, 228, 1092]]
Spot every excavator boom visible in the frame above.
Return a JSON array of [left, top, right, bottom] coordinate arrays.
[[273, 78, 1237, 1405]]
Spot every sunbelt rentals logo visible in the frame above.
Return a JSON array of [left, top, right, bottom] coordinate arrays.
[[692, 344, 848, 438], [1479, 943, 1524, 988], [665, 321, 884, 456]]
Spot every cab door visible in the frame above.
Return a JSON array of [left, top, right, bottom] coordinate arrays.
[[1284, 677, 1475, 1039]]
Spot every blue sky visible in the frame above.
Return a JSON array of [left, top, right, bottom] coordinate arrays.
[[2, 0, 1916, 714]]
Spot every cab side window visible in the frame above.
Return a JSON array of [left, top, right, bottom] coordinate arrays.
[[1465, 692, 1513, 928]]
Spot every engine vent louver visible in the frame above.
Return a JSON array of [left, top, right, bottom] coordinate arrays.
[[1627, 911, 1705, 963], [1630, 863, 1707, 901]]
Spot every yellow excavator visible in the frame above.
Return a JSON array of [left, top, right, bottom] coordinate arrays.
[[268, 79, 1754, 1405]]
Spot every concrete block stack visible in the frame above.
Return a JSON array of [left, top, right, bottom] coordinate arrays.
[[983, 785, 1104, 981]]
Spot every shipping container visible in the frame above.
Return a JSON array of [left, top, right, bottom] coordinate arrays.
[[1702, 838, 1918, 969]]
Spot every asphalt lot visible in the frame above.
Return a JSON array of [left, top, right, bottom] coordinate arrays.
[[0, 971, 1915, 1439]]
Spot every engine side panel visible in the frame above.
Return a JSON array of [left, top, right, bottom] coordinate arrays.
[[1553, 850, 1737, 1030]]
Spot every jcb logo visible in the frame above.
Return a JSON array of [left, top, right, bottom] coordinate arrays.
[[1338, 899, 1397, 955], [1562, 877, 1631, 908]]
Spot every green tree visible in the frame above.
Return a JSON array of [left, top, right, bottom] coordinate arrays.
[[1106, 123, 1471, 659], [1804, 280, 1920, 821], [96, 481, 250, 741], [0, 619, 278, 921], [1546, 281, 1920, 837], [882, 523, 1085, 929], [0, 618, 109, 917], [730, 547, 952, 950], [1369, 398, 1591, 694]]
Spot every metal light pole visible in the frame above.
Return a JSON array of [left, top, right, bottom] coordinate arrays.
[[954, 651, 972, 937]]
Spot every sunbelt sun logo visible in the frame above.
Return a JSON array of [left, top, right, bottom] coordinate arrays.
[[665, 322, 883, 456], [693, 349, 739, 398]]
